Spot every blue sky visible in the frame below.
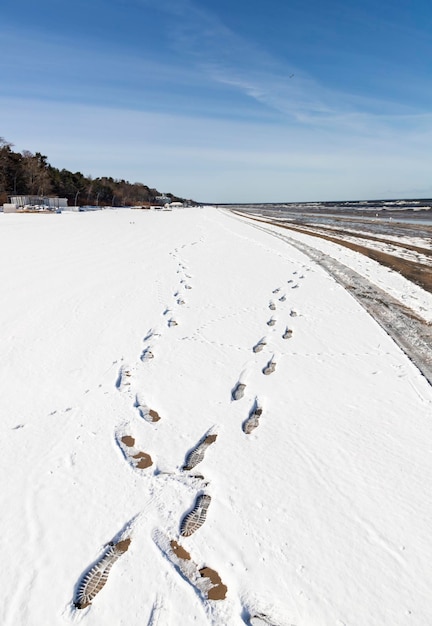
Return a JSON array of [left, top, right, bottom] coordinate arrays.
[[1, 0, 431, 202]]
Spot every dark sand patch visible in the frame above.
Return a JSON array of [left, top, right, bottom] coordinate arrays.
[[149, 409, 161, 422], [117, 433, 153, 470], [132, 451, 153, 469], [198, 567, 228, 600], [154, 531, 228, 602], [137, 403, 161, 423], [170, 540, 191, 560]]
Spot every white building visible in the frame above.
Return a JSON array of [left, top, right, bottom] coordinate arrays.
[[3, 196, 68, 212], [164, 201, 183, 210]]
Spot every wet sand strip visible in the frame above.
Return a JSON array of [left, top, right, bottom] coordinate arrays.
[[287, 222, 432, 257]]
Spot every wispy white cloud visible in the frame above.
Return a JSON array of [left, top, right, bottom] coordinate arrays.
[[2, 95, 431, 202], [3, 0, 429, 137], [130, 0, 432, 136]]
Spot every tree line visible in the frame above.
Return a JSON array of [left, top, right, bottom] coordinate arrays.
[[0, 137, 189, 207]]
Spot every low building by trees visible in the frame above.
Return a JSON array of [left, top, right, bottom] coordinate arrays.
[[0, 137, 191, 208]]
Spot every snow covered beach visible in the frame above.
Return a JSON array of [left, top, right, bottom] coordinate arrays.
[[2, 207, 432, 626]]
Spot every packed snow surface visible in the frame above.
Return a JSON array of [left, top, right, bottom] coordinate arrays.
[[2, 207, 432, 626]]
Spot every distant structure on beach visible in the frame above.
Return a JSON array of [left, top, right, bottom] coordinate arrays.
[[3, 195, 68, 213]]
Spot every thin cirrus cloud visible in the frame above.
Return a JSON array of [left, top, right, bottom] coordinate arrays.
[[2, 0, 429, 131], [132, 0, 432, 139], [2, 95, 431, 202]]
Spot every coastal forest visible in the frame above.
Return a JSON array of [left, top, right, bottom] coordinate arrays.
[[0, 137, 187, 207]]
